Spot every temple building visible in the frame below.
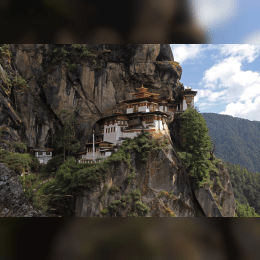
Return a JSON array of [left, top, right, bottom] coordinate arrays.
[[29, 148, 54, 164], [176, 87, 197, 111], [76, 85, 197, 163]]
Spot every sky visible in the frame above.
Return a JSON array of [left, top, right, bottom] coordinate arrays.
[[190, 0, 260, 43], [170, 44, 260, 122]]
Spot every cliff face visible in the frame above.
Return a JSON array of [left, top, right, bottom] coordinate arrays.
[[75, 139, 198, 217], [0, 163, 45, 217], [1, 44, 182, 148], [0, 44, 236, 217]]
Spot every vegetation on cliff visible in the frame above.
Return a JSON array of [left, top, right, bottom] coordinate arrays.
[[20, 132, 170, 216], [54, 110, 80, 162], [222, 160, 260, 216], [202, 113, 260, 174], [0, 149, 39, 174], [0, 44, 12, 65], [40, 44, 101, 78]]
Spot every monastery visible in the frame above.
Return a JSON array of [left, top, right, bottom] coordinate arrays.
[[76, 85, 197, 163]]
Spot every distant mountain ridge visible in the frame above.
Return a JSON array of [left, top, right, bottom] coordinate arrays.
[[201, 113, 260, 174]]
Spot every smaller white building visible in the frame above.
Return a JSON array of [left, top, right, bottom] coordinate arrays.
[[178, 87, 197, 111], [30, 148, 53, 164], [76, 141, 114, 163]]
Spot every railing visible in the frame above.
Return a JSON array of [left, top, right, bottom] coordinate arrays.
[[75, 158, 107, 163], [99, 143, 114, 149]]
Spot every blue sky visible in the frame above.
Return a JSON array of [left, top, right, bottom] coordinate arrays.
[[170, 44, 260, 121], [190, 0, 260, 43]]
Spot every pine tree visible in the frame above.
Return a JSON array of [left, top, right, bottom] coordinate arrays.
[[54, 110, 80, 162], [179, 105, 213, 188]]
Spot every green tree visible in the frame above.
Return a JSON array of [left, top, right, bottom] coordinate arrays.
[[55, 110, 80, 162], [235, 200, 260, 217], [179, 105, 213, 188], [45, 154, 64, 173]]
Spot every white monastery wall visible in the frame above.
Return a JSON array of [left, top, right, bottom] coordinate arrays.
[[183, 99, 187, 111], [36, 151, 52, 157], [121, 131, 140, 140], [138, 105, 149, 113], [127, 107, 133, 114], [191, 98, 194, 108]]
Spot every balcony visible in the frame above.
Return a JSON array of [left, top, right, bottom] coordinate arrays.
[[128, 118, 141, 126], [99, 143, 114, 149]]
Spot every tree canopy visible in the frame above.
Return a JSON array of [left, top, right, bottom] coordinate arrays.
[[202, 113, 260, 174], [178, 106, 213, 188]]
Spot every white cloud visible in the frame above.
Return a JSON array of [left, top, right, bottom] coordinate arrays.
[[170, 44, 204, 64], [197, 102, 215, 111], [219, 96, 260, 121], [199, 44, 260, 121], [219, 44, 260, 63], [190, 0, 239, 30], [201, 56, 260, 103], [197, 89, 213, 98], [208, 89, 228, 102], [202, 56, 244, 91]]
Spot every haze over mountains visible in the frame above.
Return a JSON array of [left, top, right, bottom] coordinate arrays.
[[202, 113, 260, 174]]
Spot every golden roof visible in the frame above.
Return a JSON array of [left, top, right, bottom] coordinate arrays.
[[136, 85, 148, 92], [131, 84, 154, 98]]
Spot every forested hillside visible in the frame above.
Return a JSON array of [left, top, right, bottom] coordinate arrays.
[[222, 160, 260, 217], [201, 113, 260, 174]]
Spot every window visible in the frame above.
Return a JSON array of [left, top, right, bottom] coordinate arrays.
[[46, 152, 50, 155], [38, 152, 43, 155], [145, 117, 152, 123], [121, 127, 124, 131]]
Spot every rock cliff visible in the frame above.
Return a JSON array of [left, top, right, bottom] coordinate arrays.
[[75, 140, 198, 217], [0, 44, 183, 148], [0, 163, 45, 217], [0, 44, 235, 217]]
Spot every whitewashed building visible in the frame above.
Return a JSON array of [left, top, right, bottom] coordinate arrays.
[[77, 85, 197, 163], [30, 148, 53, 164], [174, 87, 197, 111], [76, 141, 114, 163]]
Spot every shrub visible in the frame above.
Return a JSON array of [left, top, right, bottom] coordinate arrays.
[[100, 208, 109, 216], [0, 150, 39, 174], [130, 188, 142, 200], [45, 154, 64, 173], [12, 76, 29, 90], [134, 201, 150, 216], [126, 195, 132, 204], [13, 142, 27, 152], [109, 185, 120, 195], [127, 212, 138, 217], [108, 200, 121, 213]]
